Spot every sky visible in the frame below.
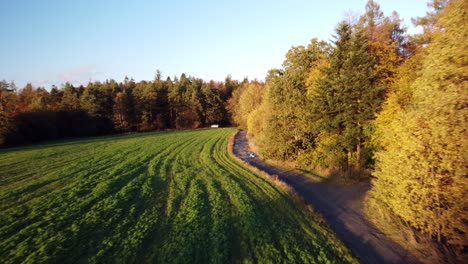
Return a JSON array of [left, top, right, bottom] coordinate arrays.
[[0, 0, 429, 89]]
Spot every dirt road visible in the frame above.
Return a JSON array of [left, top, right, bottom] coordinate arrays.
[[233, 131, 419, 264]]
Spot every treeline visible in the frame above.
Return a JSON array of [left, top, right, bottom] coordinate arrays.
[[229, 0, 408, 172], [229, 0, 466, 252], [0, 73, 240, 146]]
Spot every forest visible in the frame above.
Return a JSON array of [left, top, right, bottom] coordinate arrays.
[[0, 0, 466, 260], [228, 0, 466, 257], [0, 72, 242, 145]]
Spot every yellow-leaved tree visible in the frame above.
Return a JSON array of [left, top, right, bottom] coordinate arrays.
[[371, 0, 467, 246]]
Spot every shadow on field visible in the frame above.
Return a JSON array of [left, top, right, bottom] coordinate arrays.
[[0, 129, 204, 154], [233, 130, 420, 264]]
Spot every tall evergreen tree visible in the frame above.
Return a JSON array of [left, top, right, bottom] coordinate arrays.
[[60, 83, 81, 111], [81, 82, 106, 117], [315, 22, 381, 169]]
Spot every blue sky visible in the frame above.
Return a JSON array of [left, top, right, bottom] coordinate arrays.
[[0, 0, 429, 88]]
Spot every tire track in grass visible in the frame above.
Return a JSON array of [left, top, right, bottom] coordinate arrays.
[[0, 140, 143, 210], [197, 134, 234, 263], [2, 135, 172, 262], [9, 148, 157, 262], [0, 148, 144, 260], [197, 133, 257, 262], [1, 129, 358, 264], [129, 132, 198, 262], [159, 177, 211, 262], [142, 133, 202, 262], [163, 135, 200, 219], [197, 131, 283, 261], [212, 134, 279, 260], [157, 131, 228, 262], [74, 139, 181, 262]]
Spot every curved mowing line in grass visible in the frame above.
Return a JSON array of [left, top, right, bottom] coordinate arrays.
[[0, 129, 358, 263]]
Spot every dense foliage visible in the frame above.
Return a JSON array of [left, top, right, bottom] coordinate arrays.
[[371, 0, 467, 247], [228, 0, 466, 251], [231, 1, 405, 173], [0, 129, 357, 263], [0, 74, 237, 146]]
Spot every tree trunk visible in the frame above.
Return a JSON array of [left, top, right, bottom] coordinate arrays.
[[356, 142, 361, 169], [347, 151, 352, 169]]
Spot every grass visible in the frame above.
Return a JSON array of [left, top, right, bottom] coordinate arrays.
[[0, 128, 357, 263]]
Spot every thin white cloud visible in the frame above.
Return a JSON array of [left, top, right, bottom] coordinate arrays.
[[58, 65, 100, 85], [29, 79, 50, 86]]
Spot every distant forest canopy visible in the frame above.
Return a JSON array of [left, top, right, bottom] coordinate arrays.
[[0, 73, 251, 146], [228, 0, 467, 252]]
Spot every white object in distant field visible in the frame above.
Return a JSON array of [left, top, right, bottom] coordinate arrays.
[[211, 124, 219, 128]]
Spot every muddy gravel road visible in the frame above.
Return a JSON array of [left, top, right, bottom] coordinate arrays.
[[233, 131, 420, 264]]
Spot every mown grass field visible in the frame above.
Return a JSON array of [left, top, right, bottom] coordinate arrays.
[[0, 128, 357, 263]]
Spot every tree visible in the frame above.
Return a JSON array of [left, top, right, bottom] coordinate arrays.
[[371, 0, 467, 247], [0, 73, 235, 146], [113, 89, 134, 131], [60, 83, 81, 111], [357, 0, 408, 88], [154, 69, 162, 82], [17, 83, 35, 112], [411, 0, 450, 46], [30, 88, 50, 110], [228, 81, 264, 129], [0, 80, 18, 144], [186, 78, 204, 128], [153, 79, 170, 129], [201, 83, 225, 126], [81, 82, 105, 117], [48, 85, 63, 111], [259, 39, 332, 162], [314, 22, 381, 169]]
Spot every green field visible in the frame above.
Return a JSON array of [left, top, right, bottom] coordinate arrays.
[[0, 128, 356, 263]]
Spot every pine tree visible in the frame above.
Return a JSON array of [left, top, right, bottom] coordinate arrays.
[[81, 82, 106, 117], [60, 83, 81, 111], [314, 22, 381, 169]]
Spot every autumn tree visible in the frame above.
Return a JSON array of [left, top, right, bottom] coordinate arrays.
[[259, 39, 332, 162], [0, 80, 18, 144], [228, 81, 264, 129], [371, 0, 467, 247], [0, 73, 235, 146], [357, 0, 408, 88], [48, 85, 63, 111], [113, 88, 134, 132], [17, 83, 36, 112]]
